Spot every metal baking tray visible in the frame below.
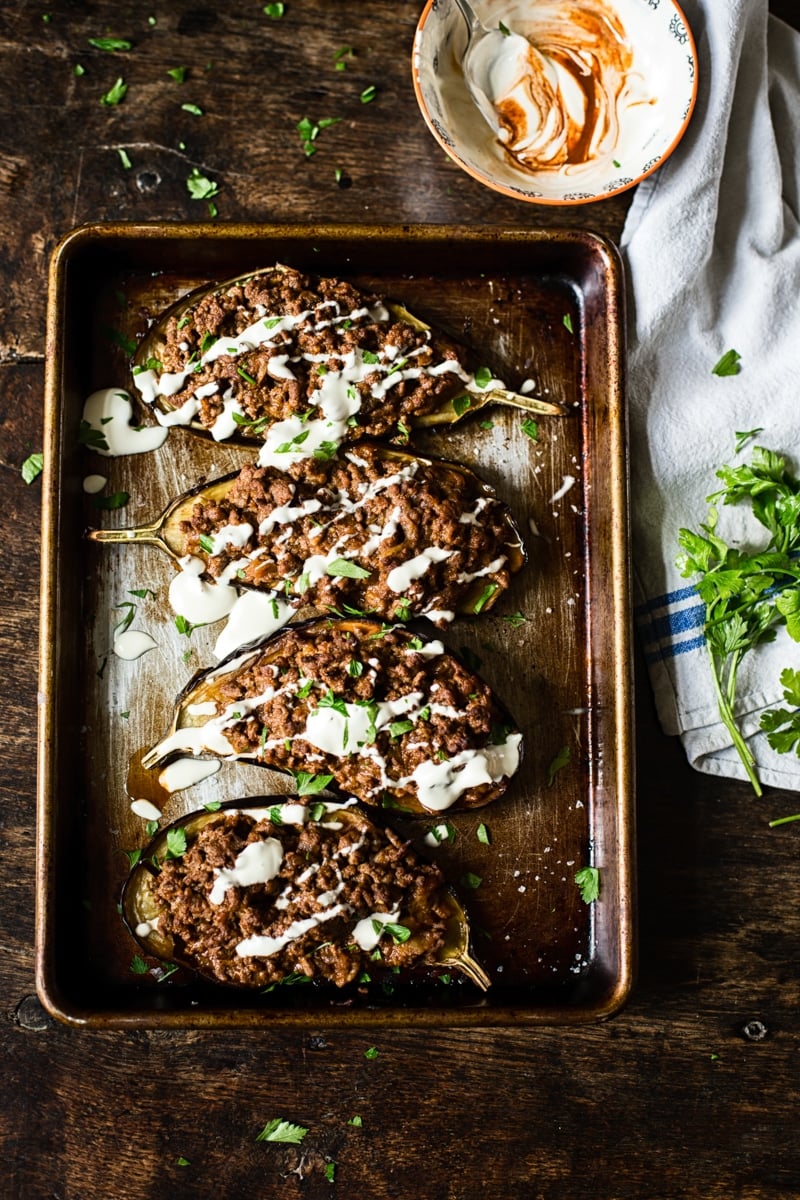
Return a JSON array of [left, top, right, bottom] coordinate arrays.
[[37, 222, 634, 1027]]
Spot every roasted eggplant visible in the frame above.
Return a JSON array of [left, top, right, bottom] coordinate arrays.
[[131, 264, 564, 461], [87, 441, 525, 624], [122, 800, 490, 990], [142, 618, 523, 815]]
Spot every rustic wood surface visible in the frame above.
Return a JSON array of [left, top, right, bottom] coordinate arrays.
[[2, 3, 799, 1197]]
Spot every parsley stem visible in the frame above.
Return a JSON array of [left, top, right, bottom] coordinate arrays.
[[708, 646, 762, 796], [768, 812, 800, 827]]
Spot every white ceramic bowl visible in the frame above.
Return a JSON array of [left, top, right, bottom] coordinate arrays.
[[412, 0, 698, 205]]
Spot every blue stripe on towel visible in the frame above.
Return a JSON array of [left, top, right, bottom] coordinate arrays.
[[635, 581, 707, 664]]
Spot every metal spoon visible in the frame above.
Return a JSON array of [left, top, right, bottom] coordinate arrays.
[[453, 0, 515, 133]]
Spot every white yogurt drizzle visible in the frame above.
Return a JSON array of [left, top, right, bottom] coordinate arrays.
[[82, 388, 168, 456], [209, 837, 283, 906], [113, 629, 158, 660], [351, 910, 402, 952], [236, 905, 346, 958], [132, 292, 499, 462], [158, 757, 221, 793]]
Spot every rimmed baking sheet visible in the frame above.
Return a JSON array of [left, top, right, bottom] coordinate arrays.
[[37, 222, 634, 1027]]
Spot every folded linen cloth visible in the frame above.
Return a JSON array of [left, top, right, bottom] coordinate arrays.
[[620, 0, 800, 789]]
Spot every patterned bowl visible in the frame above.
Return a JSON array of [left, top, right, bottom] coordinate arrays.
[[412, 0, 698, 205]]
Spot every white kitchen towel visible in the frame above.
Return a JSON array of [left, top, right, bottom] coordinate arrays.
[[620, 0, 800, 788]]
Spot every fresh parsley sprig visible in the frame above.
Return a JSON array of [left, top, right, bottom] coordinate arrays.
[[677, 445, 800, 795]]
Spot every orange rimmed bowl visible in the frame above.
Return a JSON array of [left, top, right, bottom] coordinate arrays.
[[412, 0, 698, 205]]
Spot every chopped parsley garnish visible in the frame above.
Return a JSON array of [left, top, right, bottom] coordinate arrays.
[[476, 822, 491, 845], [117, 148, 132, 169], [521, 418, 539, 440], [360, 85, 377, 103], [313, 440, 339, 461], [74, 64, 85, 76], [174, 614, 196, 637], [372, 919, 411, 943], [364, 1046, 379, 1060], [472, 582, 498, 614], [114, 600, 136, 636], [275, 429, 310, 452], [735, 428, 763, 454], [186, 167, 219, 200], [712, 349, 742, 377], [203, 800, 222, 812], [575, 865, 600, 903], [297, 115, 341, 157], [499, 20, 511, 35], [263, 2, 285, 17], [348, 659, 363, 677], [460, 871, 482, 890], [335, 46, 355, 70], [326, 558, 371, 579], [348, 1114, 363, 1127], [317, 689, 349, 717], [563, 313, 574, 334], [474, 366, 493, 389], [181, 102, 204, 116], [164, 828, 188, 859], [100, 76, 128, 106], [502, 611, 527, 628], [88, 37, 132, 51], [130, 954, 148, 975], [293, 771, 334, 796], [256, 1119, 308, 1145], [297, 678, 316, 699], [21, 453, 44, 484], [93, 490, 129, 510], [122, 848, 142, 868], [167, 66, 188, 82], [388, 719, 414, 739], [325, 1163, 336, 1183], [452, 394, 471, 418], [177, 1157, 190, 1167], [236, 365, 258, 385], [198, 533, 215, 555], [546, 744, 571, 786]]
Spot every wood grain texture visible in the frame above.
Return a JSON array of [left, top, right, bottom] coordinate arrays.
[[2, 3, 799, 1198]]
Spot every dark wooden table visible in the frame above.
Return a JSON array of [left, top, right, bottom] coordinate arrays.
[[3, 4, 799, 1197]]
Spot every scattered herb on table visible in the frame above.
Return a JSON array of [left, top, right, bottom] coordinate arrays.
[[93, 490, 129, 510], [181, 102, 204, 116], [563, 313, 574, 334], [186, 167, 219, 200], [546, 744, 571, 786], [335, 46, 355, 70], [476, 822, 491, 845], [712, 348, 742, 377], [264, 2, 285, 17], [521, 417, 539, 441], [297, 115, 340, 157], [168, 66, 187, 82], [360, 85, 377, 104], [575, 865, 600, 903], [256, 1119, 308, 1144], [21, 453, 43, 484], [117, 148, 132, 169], [88, 37, 132, 51], [364, 1046, 379, 1060], [100, 76, 128, 106], [325, 1162, 336, 1183], [677, 445, 800, 795]]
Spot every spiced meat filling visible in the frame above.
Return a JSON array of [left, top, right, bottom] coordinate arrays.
[[150, 807, 451, 989]]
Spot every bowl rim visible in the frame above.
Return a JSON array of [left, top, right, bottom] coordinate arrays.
[[411, 0, 699, 207]]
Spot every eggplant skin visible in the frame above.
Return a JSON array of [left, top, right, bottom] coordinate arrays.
[[123, 802, 456, 990], [146, 619, 523, 815]]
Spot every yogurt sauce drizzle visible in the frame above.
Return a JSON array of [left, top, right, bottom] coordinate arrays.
[[147, 658, 522, 813], [472, 0, 651, 177], [82, 388, 168, 456], [133, 292, 501, 463]]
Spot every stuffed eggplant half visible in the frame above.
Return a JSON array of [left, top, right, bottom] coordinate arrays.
[[122, 800, 490, 990], [131, 264, 564, 462], [142, 619, 523, 815], [88, 442, 525, 625]]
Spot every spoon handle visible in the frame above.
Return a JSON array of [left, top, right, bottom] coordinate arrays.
[[453, 0, 484, 34], [86, 523, 169, 550]]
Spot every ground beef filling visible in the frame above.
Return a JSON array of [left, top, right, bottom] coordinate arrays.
[[206, 621, 518, 813], [155, 268, 471, 438], [150, 808, 451, 988], [178, 443, 520, 623]]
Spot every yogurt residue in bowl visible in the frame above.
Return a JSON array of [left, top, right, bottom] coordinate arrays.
[[413, 0, 697, 204], [482, 0, 649, 175]]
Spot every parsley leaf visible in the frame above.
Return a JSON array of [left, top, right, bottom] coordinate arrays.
[[326, 558, 371, 579], [88, 37, 132, 51], [21, 453, 44, 484], [293, 771, 334, 796], [546, 744, 571, 786], [712, 348, 742, 377], [186, 167, 219, 200], [100, 76, 128, 106], [256, 1119, 308, 1144], [575, 866, 600, 903], [264, 2, 285, 16]]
